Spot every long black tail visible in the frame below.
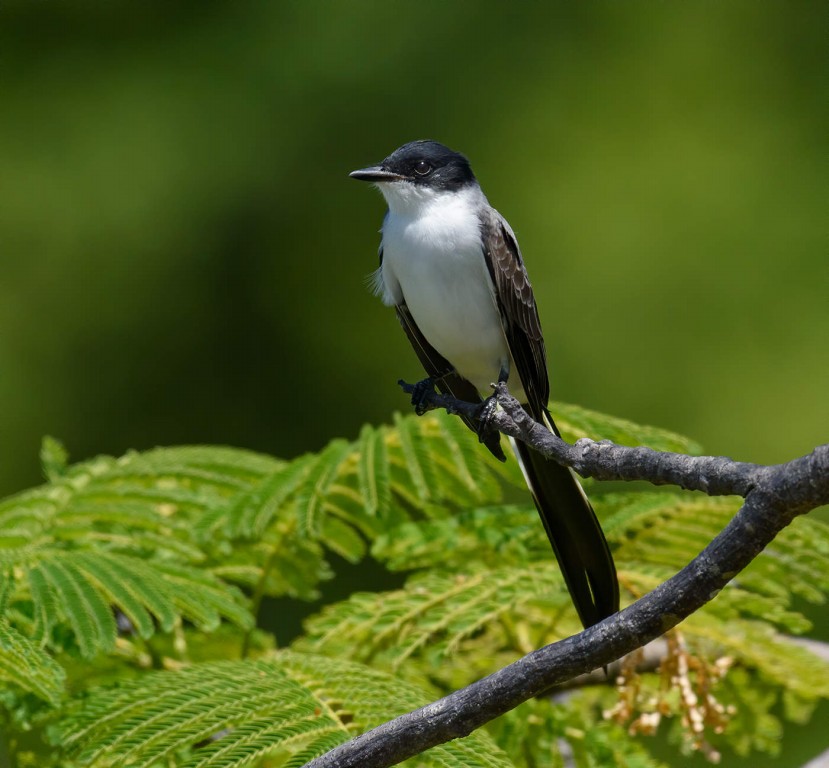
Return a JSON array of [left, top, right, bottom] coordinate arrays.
[[513, 419, 619, 629]]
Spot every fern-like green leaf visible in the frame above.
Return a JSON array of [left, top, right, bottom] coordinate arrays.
[[58, 651, 514, 768], [36, 556, 118, 658], [15, 551, 252, 657], [0, 618, 66, 705], [298, 565, 578, 674], [393, 412, 438, 503], [606, 492, 829, 614], [196, 455, 310, 541], [183, 412, 522, 603], [294, 440, 354, 539], [357, 423, 391, 518], [551, 401, 704, 454], [186, 412, 515, 603], [0, 617, 65, 704], [372, 504, 554, 572], [0, 444, 285, 567], [680, 615, 829, 699]]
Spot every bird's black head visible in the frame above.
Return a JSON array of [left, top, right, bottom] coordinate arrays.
[[350, 140, 476, 192]]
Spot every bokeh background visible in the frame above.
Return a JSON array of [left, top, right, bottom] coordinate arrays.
[[0, 2, 826, 764]]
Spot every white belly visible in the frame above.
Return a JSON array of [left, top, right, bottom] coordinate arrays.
[[379, 193, 515, 396], [393, 246, 508, 393]]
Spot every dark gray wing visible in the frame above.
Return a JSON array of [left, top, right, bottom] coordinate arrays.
[[479, 208, 549, 421]]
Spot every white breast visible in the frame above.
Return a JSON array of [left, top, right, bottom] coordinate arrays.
[[376, 185, 513, 396]]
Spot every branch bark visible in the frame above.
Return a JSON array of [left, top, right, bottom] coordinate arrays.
[[304, 383, 829, 768]]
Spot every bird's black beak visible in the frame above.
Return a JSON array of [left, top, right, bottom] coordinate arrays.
[[349, 166, 406, 183]]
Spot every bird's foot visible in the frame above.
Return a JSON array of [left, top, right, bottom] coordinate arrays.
[[403, 377, 438, 416], [474, 393, 499, 443]]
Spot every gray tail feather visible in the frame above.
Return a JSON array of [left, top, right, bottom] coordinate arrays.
[[511, 433, 619, 629]]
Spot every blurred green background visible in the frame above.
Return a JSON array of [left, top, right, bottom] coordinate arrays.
[[0, 0, 827, 765]]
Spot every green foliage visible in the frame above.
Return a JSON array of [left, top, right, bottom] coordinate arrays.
[[0, 405, 826, 767], [0, 446, 267, 661], [297, 564, 579, 682], [0, 618, 65, 705], [300, 497, 829, 701], [57, 651, 511, 768], [551, 404, 703, 455]]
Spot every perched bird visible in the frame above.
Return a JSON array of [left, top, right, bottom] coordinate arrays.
[[350, 140, 618, 629]]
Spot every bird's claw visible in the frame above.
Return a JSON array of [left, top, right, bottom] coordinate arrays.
[[407, 377, 438, 416], [475, 393, 499, 443]]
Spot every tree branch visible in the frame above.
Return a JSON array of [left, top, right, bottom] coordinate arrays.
[[304, 383, 829, 768]]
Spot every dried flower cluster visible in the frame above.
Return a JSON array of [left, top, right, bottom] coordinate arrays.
[[605, 630, 735, 762]]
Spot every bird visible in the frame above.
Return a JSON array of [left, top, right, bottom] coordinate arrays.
[[350, 139, 619, 630]]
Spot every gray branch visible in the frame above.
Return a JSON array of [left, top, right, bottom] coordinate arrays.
[[304, 382, 829, 768]]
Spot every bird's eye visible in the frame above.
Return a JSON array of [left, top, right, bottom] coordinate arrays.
[[413, 160, 432, 176]]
